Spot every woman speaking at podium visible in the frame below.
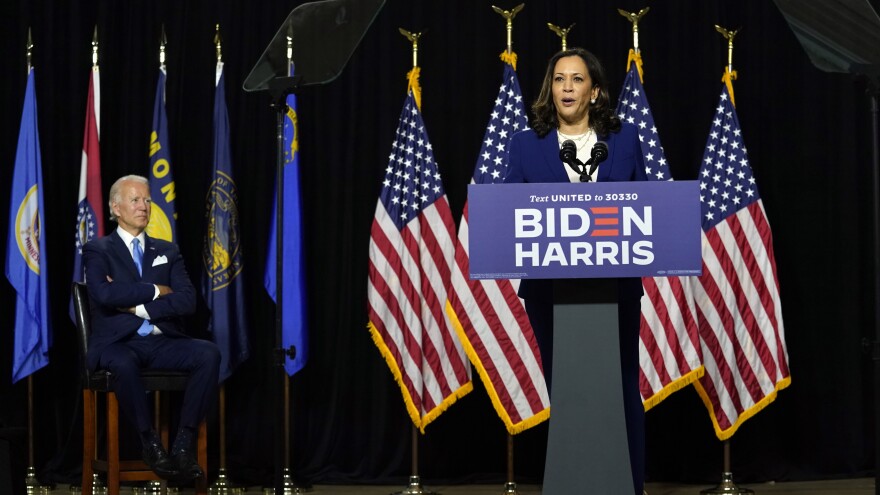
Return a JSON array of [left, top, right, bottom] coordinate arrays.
[[504, 47, 647, 494]]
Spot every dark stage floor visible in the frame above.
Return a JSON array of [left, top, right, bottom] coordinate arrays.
[[47, 477, 875, 494]]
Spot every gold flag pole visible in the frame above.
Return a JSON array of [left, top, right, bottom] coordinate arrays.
[[547, 22, 574, 52], [159, 24, 167, 71], [209, 22, 240, 495], [26, 28, 32, 71], [85, 27, 107, 495], [618, 7, 649, 82], [21, 30, 45, 495], [86, 27, 110, 495], [492, 4, 524, 55], [273, 27, 309, 495], [489, 7, 529, 492], [493, 4, 524, 70], [91, 26, 99, 69], [391, 30, 435, 495], [700, 28, 750, 495], [214, 23, 223, 64], [715, 25, 740, 107], [150, 32, 171, 495], [618, 7, 649, 55], [399, 28, 424, 110]]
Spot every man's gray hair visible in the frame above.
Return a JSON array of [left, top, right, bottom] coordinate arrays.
[[108, 175, 149, 222]]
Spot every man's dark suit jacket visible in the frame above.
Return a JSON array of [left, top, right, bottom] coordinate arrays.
[[82, 230, 196, 370], [505, 123, 648, 301]]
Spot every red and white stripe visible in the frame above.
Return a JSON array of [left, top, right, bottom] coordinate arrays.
[[80, 67, 104, 235], [368, 196, 472, 432], [693, 200, 790, 439], [639, 274, 704, 408], [447, 202, 550, 434]]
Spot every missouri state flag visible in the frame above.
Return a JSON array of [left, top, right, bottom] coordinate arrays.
[[71, 65, 103, 320]]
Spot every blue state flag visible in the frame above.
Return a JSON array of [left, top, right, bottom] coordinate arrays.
[[6, 68, 51, 383], [264, 86, 308, 376], [203, 62, 250, 382], [146, 67, 177, 242]]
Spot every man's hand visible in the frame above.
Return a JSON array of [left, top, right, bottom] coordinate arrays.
[[116, 307, 135, 314], [156, 285, 174, 297]]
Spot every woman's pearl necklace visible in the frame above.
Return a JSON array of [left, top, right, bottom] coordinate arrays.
[[558, 128, 594, 152]]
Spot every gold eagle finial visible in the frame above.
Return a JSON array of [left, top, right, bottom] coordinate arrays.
[[492, 4, 525, 53], [547, 23, 575, 51], [398, 28, 425, 68], [491, 4, 524, 21], [618, 7, 650, 52], [715, 25, 741, 72], [618, 7, 650, 26]]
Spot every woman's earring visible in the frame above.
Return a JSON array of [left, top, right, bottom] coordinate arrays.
[[590, 97, 596, 104]]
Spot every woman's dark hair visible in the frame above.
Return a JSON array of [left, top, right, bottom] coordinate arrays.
[[530, 47, 621, 138]]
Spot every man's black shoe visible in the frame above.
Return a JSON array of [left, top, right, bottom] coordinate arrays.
[[172, 448, 203, 481], [170, 428, 203, 481], [142, 435, 180, 480]]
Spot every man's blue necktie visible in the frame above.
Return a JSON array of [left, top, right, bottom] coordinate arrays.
[[132, 238, 152, 336]]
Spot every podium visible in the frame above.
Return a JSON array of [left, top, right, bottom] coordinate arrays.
[[466, 180, 701, 494], [544, 277, 634, 494]]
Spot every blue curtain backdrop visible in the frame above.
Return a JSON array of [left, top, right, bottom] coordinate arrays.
[[0, 0, 873, 488]]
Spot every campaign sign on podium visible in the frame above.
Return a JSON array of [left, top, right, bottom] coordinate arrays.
[[467, 180, 702, 280], [469, 180, 701, 494]]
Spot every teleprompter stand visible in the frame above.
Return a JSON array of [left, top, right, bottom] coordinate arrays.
[[543, 278, 634, 494], [243, 1, 385, 492]]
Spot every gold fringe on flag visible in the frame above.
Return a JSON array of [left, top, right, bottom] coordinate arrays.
[[499, 50, 518, 71], [407, 66, 422, 110], [722, 67, 737, 107], [367, 321, 472, 433], [626, 48, 644, 84], [445, 301, 550, 434]]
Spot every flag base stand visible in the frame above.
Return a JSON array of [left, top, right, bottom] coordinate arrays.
[[89, 473, 106, 495], [209, 468, 247, 494], [391, 475, 438, 495], [700, 472, 754, 494], [280, 468, 311, 494], [142, 480, 166, 494], [500, 481, 518, 494], [24, 466, 49, 495]]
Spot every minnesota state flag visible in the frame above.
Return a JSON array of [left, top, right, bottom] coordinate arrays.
[[6, 67, 51, 382]]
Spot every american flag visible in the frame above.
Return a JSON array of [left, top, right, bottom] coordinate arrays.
[[447, 61, 550, 434], [71, 66, 104, 321], [692, 79, 790, 439], [367, 91, 472, 431], [615, 55, 704, 409]]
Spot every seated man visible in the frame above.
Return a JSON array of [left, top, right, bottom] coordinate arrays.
[[82, 174, 220, 481]]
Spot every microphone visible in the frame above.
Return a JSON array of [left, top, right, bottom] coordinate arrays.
[[559, 139, 589, 181], [559, 140, 578, 166], [586, 141, 609, 177]]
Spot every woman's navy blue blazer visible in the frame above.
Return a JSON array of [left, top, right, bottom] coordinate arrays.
[[504, 123, 648, 302]]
